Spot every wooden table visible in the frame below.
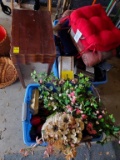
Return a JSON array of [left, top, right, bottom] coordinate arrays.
[[10, 9, 56, 88]]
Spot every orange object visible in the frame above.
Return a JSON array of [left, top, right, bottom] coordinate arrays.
[[0, 25, 10, 56], [0, 25, 6, 42], [92, 0, 96, 5]]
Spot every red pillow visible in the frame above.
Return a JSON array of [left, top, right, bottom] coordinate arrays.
[[70, 4, 120, 51]]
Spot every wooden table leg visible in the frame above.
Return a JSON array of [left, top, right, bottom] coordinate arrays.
[[11, 0, 14, 10], [47, 0, 52, 12], [47, 63, 53, 75], [14, 64, 26, 88]]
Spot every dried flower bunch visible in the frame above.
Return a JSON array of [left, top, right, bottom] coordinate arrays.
[[31, 71, 120, 160], [41, 112, 84, 160]]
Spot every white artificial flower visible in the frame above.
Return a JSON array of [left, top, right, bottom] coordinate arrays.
[[79, 104, 83, 110], [66, 90, 69, 94], [49, 97, 53, 100], [53, 106, 57, 111], [96, 121, 99, 124], [80, 110, 83, 114]]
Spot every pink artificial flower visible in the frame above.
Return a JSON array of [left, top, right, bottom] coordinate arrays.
[[68, 91, 75, 98], [118, 140, 120, 144], [71, 96, 76, 104], [102, 110, 105, 114], [68, 94, 71, 98], [68, 107, 73, 112], [66, 105, 71, 109], [98, 115, 103, 119], [71, 78, 78, 84], [96, 110, 99, 114], [70, 91, 75, 97], [39, 79, 43, 84], [76, 109, 81, 115], [81, 114, 87, 120], [66, 105, 73, 112], [71, 143, 75, 147]]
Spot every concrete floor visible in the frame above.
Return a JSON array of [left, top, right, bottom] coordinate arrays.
[[0, 2, 120, 160], [0, 2, 51, 159]]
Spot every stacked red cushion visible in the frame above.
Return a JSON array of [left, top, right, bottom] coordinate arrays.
[[70, 4, 120, 51]]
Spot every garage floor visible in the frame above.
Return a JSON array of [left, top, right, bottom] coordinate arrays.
[[0, 2, 120, 160]]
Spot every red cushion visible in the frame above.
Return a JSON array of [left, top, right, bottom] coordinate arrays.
[[70, 4, 120, 51]]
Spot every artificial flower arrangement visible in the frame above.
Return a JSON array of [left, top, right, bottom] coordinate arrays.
[[20, 71, 120, 160]]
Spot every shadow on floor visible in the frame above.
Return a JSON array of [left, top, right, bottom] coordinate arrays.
[[4, 141, 120, 160]]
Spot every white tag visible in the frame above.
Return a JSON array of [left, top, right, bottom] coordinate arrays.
[[86, 66, 94, 74], [74, 29, 82, 43]]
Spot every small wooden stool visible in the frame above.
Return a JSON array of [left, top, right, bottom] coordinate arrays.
[[10, 9, 56, 88]]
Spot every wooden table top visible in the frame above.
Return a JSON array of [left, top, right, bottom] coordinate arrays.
[[10, 9, 56, 64]]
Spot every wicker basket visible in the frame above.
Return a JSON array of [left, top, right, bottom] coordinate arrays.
[[0, 57, 18, 89], [0, 25, 10, 57]]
